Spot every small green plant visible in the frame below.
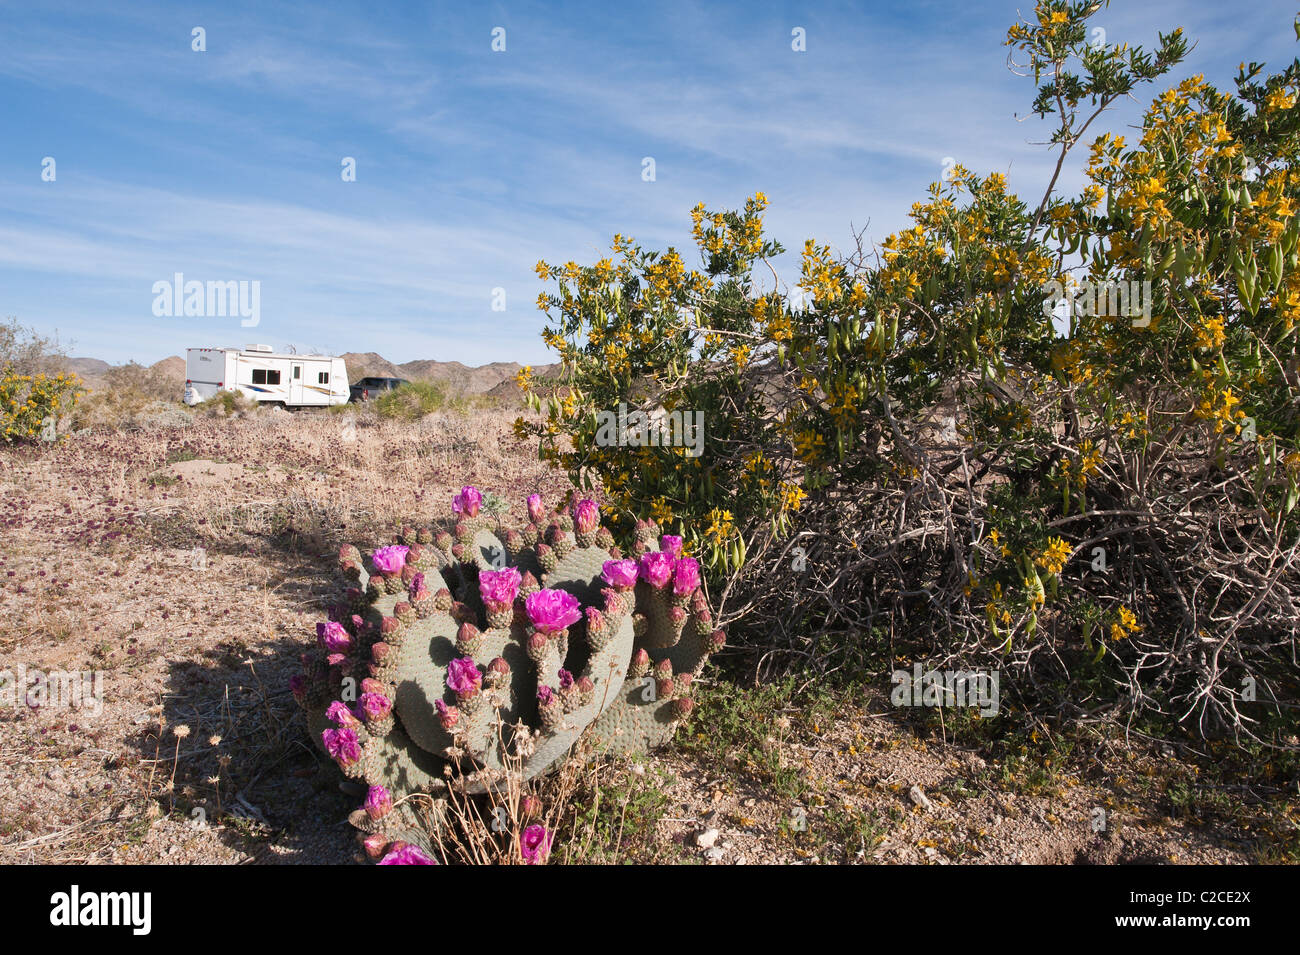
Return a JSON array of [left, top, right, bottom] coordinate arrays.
[[556, 760, 681, 864]]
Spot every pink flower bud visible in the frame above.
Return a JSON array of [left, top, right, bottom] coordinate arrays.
[[362, 832, 389, 860], [452, 485, 482, 517], [435, 699, 459, 730], [365, 785, 392, 820], [573, 498, 600, 534], [520, 824, 552, 865]]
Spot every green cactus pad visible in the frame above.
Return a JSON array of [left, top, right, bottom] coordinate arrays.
[[543, 544, 614, 606]]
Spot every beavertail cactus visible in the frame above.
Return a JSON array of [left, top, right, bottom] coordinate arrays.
[[293, 486, 724, 852]]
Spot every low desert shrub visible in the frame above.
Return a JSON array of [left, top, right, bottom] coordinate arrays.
[[71, 362, 186, 430], [195, 389, 256, 418], [374, 381, 448, 420]]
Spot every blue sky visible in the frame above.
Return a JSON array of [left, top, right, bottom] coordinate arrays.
[[1, 0, 1296, 366]]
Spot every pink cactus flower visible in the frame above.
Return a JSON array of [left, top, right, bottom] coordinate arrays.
[[479, 566, 522, 610], [520, 824, 552, 865], [537, 685, 554, 706], [326, 653, 347, 667], [446, 657, 482, 695], [288, 674, 307, 703], [525, 588, 582, 634], [452, 486, 482, 517], [371, 545, 409, 575], [365, 785, 393, 820], [672, 557, 701, 595], [601, 559, 639, 590], [378, 844, 437, 865], [326, 700, 360, 729], [558, 668, 574, 689], [638, 551, 674, 589], [573, 498, 600, 534], [316, 620, 353, 653], [321, 728, 361, 768], [527, 493, 544, 525], [358, 692, 392, 722], [660, 535, 684, 557]]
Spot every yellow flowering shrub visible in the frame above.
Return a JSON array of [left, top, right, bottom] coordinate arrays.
[[0, 368, 80, 443], [523, 2, 1300, 736]]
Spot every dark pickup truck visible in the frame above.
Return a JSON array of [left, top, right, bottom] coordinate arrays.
[[348, 376, 410, 402]]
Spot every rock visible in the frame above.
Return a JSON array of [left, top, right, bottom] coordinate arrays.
[[908, 785, 932, 810], [703, 846, 725, 864], [696, 827, 720, 849]]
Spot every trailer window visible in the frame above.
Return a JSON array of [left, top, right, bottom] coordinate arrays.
[[293, 365, 301, 379], [318, 372, 330, 384], [252, 369, 281, 385]]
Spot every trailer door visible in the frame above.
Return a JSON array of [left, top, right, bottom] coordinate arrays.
[[289, 362, 305, 406]]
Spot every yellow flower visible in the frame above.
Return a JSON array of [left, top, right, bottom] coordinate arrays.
[[779, 482, 806, 512], [1195, 316, 1225, 351], [1035, 537, 1071, 576]]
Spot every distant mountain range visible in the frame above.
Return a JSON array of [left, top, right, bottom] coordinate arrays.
[[63, 353, 558, 401]]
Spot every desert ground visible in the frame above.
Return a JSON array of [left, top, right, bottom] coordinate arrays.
[[1, 405, 1293, 864]]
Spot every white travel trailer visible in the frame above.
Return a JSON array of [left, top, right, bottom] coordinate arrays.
[[184, 345, 349, 408]]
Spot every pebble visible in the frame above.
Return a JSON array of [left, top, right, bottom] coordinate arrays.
[[909, 785, 932, 810], [696, 827, 720, 849], [703, 846, 725, 864]]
